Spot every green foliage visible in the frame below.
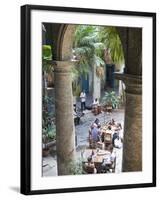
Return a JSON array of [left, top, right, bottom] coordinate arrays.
[[68, 158, 84, 175], [42, 125, 56, 144], [72, 83, 81, 97], [99, 27, 124, 65], [73, 25, 124, 83], [73, 25, 105, 79], [42, 45, 53, 73], [102, 91, 120, 109], [42, 45, 52, 60], [42, 95, 56, 143]]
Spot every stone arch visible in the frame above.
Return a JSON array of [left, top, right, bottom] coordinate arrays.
[[58, 25, 126, 67], [55, 24, 142, 173], [57, 25, 77, 61], [58, 25, 142, 75], [58, 25, 126, 100]]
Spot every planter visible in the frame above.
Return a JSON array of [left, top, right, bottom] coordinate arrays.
[[42, 140, 56, 157], [106, 105, 112, 113], [102, 105, 112, 113]]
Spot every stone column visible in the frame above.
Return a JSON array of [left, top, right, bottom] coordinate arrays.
[[93, 64, 101, 100], [54, 61, 76, 175], [115, 73, 142, 172]]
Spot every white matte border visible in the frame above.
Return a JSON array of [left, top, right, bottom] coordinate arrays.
[[31, 9, 153, 190]]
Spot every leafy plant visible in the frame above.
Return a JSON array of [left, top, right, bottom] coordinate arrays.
[[42, 125, 56, 144], [102, 91, 120, 109], [99, 27, 124, 65], [42, 45, 52, 60], [42, 95, 56, 145], [42, 45, 53, 73], [68, 158, 84, 175], [72, 83, 81, 97], [73, 25, 105, 79]]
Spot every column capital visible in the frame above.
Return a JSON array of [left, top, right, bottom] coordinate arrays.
[[114, 72, 142, 94]]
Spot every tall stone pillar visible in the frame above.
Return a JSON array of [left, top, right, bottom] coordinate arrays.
[[93, 64, 101, 100], [115, 73, 142, 172], [54, 61, 75, 175]]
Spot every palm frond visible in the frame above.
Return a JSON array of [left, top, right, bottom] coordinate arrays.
[[99, 27, 124, 65]]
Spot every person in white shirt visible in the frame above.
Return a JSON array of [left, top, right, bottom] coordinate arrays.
[[80, 90, 86, 111], [101, 151, 116, 172], [114, 135, 123, 149], [92, 98, 99, 107]]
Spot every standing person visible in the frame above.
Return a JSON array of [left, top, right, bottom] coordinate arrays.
[[80, 90, 86, 111], [91, 125, 100, 142]]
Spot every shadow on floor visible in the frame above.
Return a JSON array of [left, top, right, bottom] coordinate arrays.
[[9, 186, 20, 193]]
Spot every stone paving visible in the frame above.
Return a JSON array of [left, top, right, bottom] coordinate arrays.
[[42, 108, 124, 177]]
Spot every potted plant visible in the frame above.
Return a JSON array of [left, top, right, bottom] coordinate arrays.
[[102, 91, 120, 112], [42, 125, 56, 157], [42, 127, 50, 157], [42, 94, 56, 157]]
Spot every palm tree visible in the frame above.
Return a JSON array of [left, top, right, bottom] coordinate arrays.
[[100, 27, 125, 105], [73, 25, 105, 79], [72, 25, 125, 100], [72, 25, 106, 99], [99, 27, 124, 65]]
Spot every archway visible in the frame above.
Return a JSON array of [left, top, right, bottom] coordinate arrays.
[[42, 23, 142, 175], [56, 24, 142, 173]]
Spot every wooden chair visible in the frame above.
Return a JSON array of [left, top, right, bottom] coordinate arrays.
[[83, 162, 96, 174], [109, 156, 116, 172], [104, 133, 112, 149]]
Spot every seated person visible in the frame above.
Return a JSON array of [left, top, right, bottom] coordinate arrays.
[[116, 123, 122, 130], [92, 98, 99, 107], [108, 118, 116, 126], [83, 157, 97, 174], [101, 151, 116, 172], [114, 135, 123, 149], [112, 131, 119, 145], [116, 123, 123, 141], [101, 125, 112, 143]]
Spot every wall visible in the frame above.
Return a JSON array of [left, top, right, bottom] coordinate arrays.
[[0, 0, 159, 200]]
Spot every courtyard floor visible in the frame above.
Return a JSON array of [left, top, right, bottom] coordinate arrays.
[[42, 108, 124, 177]]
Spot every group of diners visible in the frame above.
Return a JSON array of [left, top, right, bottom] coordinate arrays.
[[88, 118, 123, 150], [82, 118, 123, 174], [82, 146, 116, 174]]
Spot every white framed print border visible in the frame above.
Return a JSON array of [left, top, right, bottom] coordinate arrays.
[[20, 4, 156, 195]]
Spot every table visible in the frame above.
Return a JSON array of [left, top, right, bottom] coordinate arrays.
[[82, 149, 111, 173]]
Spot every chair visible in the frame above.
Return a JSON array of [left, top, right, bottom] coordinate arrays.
[[83, 162, 96, 174], [109, 156, 116, 172], [97, 141, 103, 149], [104, 133, 112, 149]]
